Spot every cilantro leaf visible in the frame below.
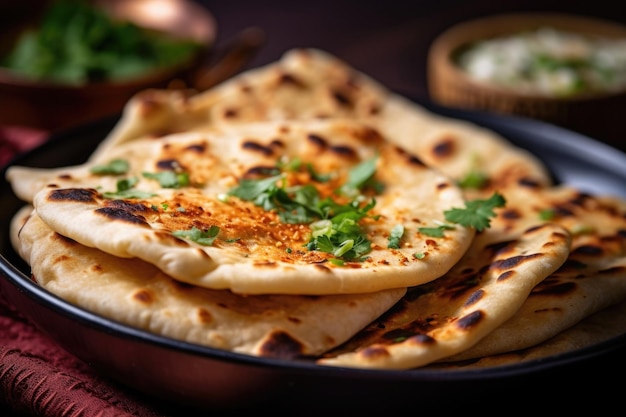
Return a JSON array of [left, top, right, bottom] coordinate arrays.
[[418, 226, 446, 237], [444, 192, 506, 231], [387, 224, 404, 249], [457, 170, 489, 189], [102, 176, 157, 199], [143, 171, 190, 188], [172, 226, 220, 246], [338, 156, 383, 197], [90, 158, 129, 175]]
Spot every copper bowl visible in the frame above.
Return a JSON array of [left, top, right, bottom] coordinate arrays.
[[427, 13, 626, 147], [0, 0, 263, 133]]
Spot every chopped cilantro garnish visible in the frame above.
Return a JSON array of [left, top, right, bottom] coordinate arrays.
[[227, 158, 381, 261], [457, 154, 488, 189], [418, 226, 446, 237], [444, 192, 506, 232], [338, 156, 383, 197], [143, 171, 190, 188], [172, 226, 220, 246], [90, 158, 129, 175], [418, 192, 506, 236], [457, 170, 489, 189], [102, 176, 157, 199], [387, 224, 405, 249], [539, 208, 555, 220]]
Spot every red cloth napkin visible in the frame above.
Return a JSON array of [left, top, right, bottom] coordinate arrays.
[[0, 130, 175, 417], [0, 294, 169, 417], [0, 127, 49, 167]]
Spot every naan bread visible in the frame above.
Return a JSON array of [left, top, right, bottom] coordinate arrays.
[[439, 186, 626, 361], [317, 214, 571, 369], [10, 206, 406, 359], [427, 299, 626, 370], [318, 185, 626, 369], [30, 119, 474, 295], [6, 47, 625, 371]]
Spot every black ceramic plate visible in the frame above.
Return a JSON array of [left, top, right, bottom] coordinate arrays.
[[2, 105, 626, 414]]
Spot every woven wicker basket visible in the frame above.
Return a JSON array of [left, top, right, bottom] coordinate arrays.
[[427, 13, 626, 145]]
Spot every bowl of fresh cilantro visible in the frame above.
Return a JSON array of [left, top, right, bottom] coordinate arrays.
[[0, 0, 262, 132]]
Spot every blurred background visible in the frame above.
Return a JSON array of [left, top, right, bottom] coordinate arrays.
[[1, 0, 625, 162], [201, 0, 626, 99]]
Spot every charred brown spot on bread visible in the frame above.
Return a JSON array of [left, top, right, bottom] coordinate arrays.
[[270, 139, 286, 149], [95, 207, 149, 226], [501, 208, 522, 220], [185, 143, 207, 153], [331, 89, 353, 107], [277, 72, 306, 88], [354, 126, 384, 144], [196, 308, 214, 324], [253, 260, 279, 268], [105, 199, 151, 214], [394, 145, 427, 167], [496, 270, 516, 282], [492, 253, 543, 271], [259, 331, 305, 359], [48, 188, 98, 203], [368, 102, 382, 115], [223, 108, 238, 118], [407, 333, 437, 345], [358, 345, 392, 360], [329, 144, 357, 158], [408, 154, 427, 167], [58, 174, 73, 180], [90, 264, 104, 273], [518, 177, 543, 188], [525, 224, 550, 234], [314, 264, 332, 273], [52, 254, 71, 264], [307, 133, 328, 148], [431, 137, 456, 158], [242, 140, 275, 156], [456, 310, 484, 330], [132, 289, 154, 304], [157, 158, 183, 170], [464, 289, 485, 306], [287, 316, 302, 325]]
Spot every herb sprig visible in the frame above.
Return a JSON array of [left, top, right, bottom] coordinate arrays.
[[227, 156, 380, 261], [419, 192, 506, 236]]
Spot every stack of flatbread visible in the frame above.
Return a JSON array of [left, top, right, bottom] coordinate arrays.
[[6, 48, 626, 369]]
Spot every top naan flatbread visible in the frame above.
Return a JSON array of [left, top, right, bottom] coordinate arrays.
[[30, 119, 474, 295], [86, 48, 553, 194]]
